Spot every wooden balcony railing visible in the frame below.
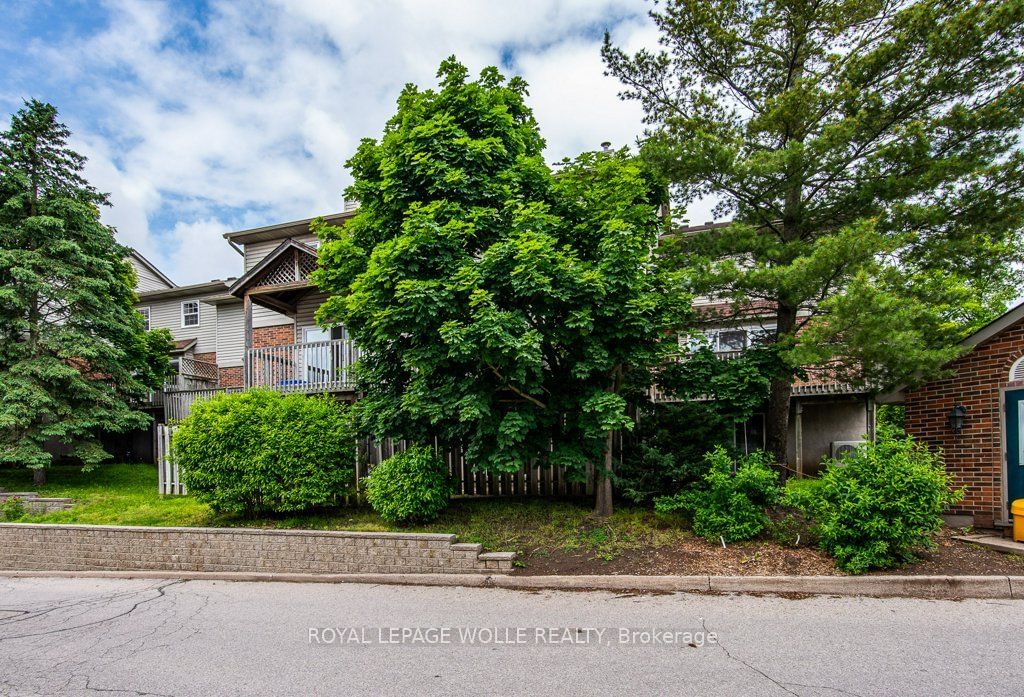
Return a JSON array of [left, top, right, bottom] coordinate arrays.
[[245, 338, 359, 392]]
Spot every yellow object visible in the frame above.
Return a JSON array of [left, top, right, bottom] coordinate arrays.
[[1012, 500, 1024, 543]]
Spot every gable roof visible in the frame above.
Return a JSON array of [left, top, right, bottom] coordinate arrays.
[[877, 299, 1024, 403], [956, 299, 1024, 350], [129, 249, 176, 289], [226, 238, 318, 299]]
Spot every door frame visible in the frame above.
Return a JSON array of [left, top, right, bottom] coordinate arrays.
[[999, 383, 1024, 524]]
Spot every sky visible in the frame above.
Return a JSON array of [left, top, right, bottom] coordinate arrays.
[[0, 0, 716, 285]]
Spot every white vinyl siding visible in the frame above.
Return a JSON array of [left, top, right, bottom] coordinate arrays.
[[130, 257, 173, 293], [294, 291, 330, 335], [243, 233, 318, 271], [215, 302, 245, 367], [181, 301, 200, 327], [137, 296, 218, 354]]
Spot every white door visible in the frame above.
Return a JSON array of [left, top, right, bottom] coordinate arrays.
[[303, 327, 331, 384]]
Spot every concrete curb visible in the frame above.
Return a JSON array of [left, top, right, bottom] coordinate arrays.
[[3, 570, 1023, 599]]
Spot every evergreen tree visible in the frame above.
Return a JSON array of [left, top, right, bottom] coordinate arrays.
[[604, 0, 1024, 463], [0, 100, 163, 483]]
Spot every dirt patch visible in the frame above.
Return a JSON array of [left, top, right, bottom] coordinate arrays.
[[514, 527, 1024, 577], [517, 538, 839, 576], [874, 528, 1024, 576]]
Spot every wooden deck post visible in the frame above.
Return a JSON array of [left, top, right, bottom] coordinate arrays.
[[243, 293, 253, 388]]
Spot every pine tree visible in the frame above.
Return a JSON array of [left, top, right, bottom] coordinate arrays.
[[604, 0, 1024, 463], [0, 100, 161, 483]]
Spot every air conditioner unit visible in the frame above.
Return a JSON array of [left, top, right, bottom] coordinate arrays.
[[831, 440, 865, 461]]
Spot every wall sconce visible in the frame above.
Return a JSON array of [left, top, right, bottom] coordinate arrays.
[[948, 405, 967, 434]]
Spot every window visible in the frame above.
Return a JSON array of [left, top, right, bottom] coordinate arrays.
[[717, 329, 748, 352], [138, 307, 150, 331], [181, 301, 199, 327]]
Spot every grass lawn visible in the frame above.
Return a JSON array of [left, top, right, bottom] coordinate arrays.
[[0, 463, 692, 561], [5, 463, 1018, 576]]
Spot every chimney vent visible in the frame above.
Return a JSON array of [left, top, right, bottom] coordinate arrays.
[[600, 141, 612, 152]]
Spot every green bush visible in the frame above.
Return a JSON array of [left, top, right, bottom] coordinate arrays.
[[654, 446, 783, 542], [364, 445, 454, 525], [173, 389, 355, 516], [791, 434, 963, 573], [618, 403, 729, 504], [1, 495, 26, 521]]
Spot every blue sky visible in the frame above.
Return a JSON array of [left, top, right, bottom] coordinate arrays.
[[0, 0, 713, 284]]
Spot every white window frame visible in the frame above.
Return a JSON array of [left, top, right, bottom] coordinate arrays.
[[181, 301, 200, 328], [138, 306, 151, 331], [704, 323, 778, 354]]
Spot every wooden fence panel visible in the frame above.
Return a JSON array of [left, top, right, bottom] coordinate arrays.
[[155, 428, 593, 499], [356, 438, 591, 498]]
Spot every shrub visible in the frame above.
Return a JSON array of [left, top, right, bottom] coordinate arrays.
[[618, 403, 728, 504], [654, 447, 783, 542], [1, 496, 25, 521], [791, 434, 963, 573], [173, 389, 355, 516], [364, 445, 453, 525]]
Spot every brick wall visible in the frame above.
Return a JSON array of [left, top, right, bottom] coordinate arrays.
[[0, 524, 515, 575], [253, 324, 296, 348], [905, 317, 1024, 527], [192, 351, 217, 364], [218, 366, 243, 388]]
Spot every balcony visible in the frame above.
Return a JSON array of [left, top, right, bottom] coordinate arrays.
[[245, 338, 359, 392]]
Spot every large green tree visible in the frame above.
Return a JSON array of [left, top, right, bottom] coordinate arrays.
[[313, 58, 687, 514], [604, 0, 1024, 463], [0, 100, 164, 482]]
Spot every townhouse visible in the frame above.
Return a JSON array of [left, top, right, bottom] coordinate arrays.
[[127, 212, 872, 474]]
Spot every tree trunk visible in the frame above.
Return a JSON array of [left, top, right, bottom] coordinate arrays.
[[33, 468, 46, 486], [593, 429, 614, 517], [765, 377, 793, 467], [766, 303, 799, 467]]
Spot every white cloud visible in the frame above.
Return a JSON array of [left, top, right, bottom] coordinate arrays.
[[25, 0, 720, 284]]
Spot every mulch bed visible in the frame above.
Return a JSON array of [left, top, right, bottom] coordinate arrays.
[[513, 528, 1024, 577]]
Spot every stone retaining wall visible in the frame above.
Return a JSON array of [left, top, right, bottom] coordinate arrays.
[[0, 524, 515, 575], [0, 493, 74, 517]]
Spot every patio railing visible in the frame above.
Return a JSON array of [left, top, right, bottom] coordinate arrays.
[[245, 338, 360, 392]]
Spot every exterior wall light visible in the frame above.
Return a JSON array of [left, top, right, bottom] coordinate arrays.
[[948, 404, 967, 434]]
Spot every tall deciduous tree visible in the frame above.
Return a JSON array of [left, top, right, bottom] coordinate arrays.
[[313, 58, 687, 515], [0, 100, 163, 483], [604, 0, 1024, 463]]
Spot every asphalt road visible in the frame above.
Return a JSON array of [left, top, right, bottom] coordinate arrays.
[[1, 576, 1021, 696]]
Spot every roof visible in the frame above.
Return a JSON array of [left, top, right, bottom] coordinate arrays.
[[878, 299, 1024, 403], [222, 211, 355, 246], [129, 249, 176, 288], [136, 280, 230, 302], [955, 299, 1024, 351], [226, 238, 318, 298], [170, 338, 197, 353]]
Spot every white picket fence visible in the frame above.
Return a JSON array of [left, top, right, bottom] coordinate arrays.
[[156, 424, 185, 495]]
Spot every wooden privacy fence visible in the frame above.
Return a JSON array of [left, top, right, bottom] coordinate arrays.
[[357, 438, 596, 498], [156, 425, 597, 498]]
